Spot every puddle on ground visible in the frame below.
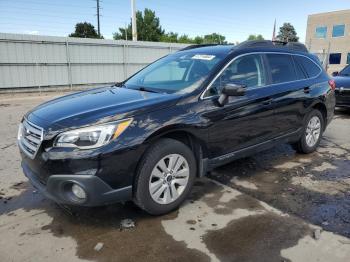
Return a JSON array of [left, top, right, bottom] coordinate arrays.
[[203, 213, 311, 262], [209, 136, 350, 238], [0, 179, 314, 262], [0, 182, 210, 262]]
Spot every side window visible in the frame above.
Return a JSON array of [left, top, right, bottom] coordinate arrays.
[[294, 56, 321, 78], [293, 57, 307, 80], [266, 54, 297, 84], [205, 54, 266, 96]]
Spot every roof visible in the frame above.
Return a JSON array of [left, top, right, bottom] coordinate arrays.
[[178, 41, 308, 55], [235, 40, 309, 53], [178, 44, 234, 55], [308, 9, 350, 18]]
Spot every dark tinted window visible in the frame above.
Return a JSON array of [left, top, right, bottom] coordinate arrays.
[[294, 56, 321, 78], [266, 54, 297, 84], [293, 57, 307, 79], [329, 53, 341, 64], [204, 54, 266, 97]]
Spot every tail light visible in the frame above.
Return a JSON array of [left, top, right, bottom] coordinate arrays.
[[328, 79, 336, 91]]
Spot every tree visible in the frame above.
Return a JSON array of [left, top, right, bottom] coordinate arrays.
[[114, 8, 164, 41], [193, 36, 204, 44], [203, 33, 227, 44], [69, 22, 102, 39], [277, 23, 299, 42], [247, 34, 264, 41], [178, 34, 193, 44], [160, 32, 179, 43], [113, 8, 229, 44]]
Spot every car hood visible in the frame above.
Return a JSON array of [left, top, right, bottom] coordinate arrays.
[[26, 86, 180, 131], [333, 76, 350, 88]]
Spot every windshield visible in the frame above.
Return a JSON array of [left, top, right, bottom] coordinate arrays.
[[340, 65, 350, 76], [124, 52, 226, 94]]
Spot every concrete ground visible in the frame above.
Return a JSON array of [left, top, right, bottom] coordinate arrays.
[[1, 93, 350, 262]]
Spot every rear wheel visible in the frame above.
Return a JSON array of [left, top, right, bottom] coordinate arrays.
[[134, 138, 196, 215], [293, 110, 324, 154]]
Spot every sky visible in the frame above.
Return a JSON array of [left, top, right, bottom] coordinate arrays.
[[0, 0, 349, 43]]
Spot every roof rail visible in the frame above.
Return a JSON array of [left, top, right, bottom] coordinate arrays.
[[236, 40, 308, 53], [236, 40, 275, 49], [178, 44, 220, 52]]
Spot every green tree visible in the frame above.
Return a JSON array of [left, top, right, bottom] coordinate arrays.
[[160, 32, 179, 43], [114, 25, 132, 40], [193, 36, 204, 44], [114, 8, 164, 41], [247, 34, 264, 41], [203, 33, 226, 44], [178, 34, 194, 44], [69, 22, 102, 39], [113, 8, 229, 45], [277, 23, 299, 42]]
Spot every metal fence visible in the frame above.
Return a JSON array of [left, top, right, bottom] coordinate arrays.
[[0, 33, 188, 90]]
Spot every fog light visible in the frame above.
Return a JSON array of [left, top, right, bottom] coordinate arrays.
[[71, 184, 86, 199]]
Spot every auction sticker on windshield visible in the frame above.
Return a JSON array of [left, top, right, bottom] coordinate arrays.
[[192, 54, 216, 61]]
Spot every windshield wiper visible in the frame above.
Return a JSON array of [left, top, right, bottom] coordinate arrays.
[[114, 82, 125, 87], [137, 87, 161, 93]]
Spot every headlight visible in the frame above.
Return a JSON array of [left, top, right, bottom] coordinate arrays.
[[54, 119, 132, 149]]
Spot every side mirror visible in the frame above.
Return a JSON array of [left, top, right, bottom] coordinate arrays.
[[218, 83, 246, 106], [332, 71, 339, 77]]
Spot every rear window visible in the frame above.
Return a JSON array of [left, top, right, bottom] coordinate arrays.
[[294, 56, 321, 78], [266, 54, 297, 84]]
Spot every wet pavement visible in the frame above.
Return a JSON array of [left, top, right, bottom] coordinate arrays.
[[0, 93, 350, 262]]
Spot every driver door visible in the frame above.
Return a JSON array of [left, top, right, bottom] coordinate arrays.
[[203, 53, 277, 159]]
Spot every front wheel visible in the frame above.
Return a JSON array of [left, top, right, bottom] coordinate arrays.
[[134, 138, 196, 215], [292, 110, 324, 154]]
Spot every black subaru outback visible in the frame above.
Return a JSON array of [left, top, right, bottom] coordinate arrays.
[[18, 40, 335, 215]]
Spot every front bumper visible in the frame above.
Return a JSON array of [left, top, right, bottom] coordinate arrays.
[[22, 161, 132, 206]]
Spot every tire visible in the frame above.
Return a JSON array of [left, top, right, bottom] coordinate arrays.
[[134, 138, 196, 215], [292, 109, 324, 154]]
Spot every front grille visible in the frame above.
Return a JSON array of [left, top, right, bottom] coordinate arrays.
[[18, 119, 44, 159]]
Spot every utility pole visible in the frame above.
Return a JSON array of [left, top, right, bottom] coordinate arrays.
[[131, 0, 137, 41], [96, 0, 101, 37]]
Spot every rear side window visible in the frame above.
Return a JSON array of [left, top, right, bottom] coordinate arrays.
[[266, 54, 297, 84], [294, 56, 321, 78]]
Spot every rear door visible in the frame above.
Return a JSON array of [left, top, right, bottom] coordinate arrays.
[[266, 53, 312, 136]]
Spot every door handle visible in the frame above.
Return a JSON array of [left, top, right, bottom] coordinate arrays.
[[262, 98, 273, 106], [304, 87, 311, 94]]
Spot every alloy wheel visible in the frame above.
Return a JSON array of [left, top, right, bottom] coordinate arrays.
[[148, 154, 190, 205], [305, 116, 321, 147]]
